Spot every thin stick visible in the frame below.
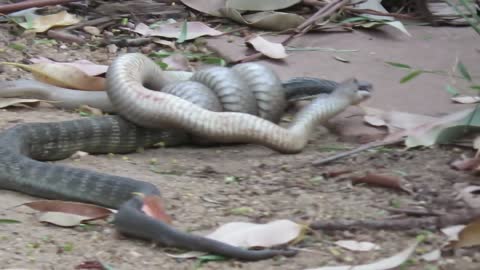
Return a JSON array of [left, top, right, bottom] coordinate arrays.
[[0, 0, 81, 14]]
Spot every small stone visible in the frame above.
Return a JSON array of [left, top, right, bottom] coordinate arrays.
[[107, 44, 118, 54], [83, 26, 101, 36]]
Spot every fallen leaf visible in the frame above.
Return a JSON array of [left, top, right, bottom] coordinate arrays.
[[333, 55, 350, 63], [450, 156, 480, 171], [226, 0, 301, 11], [133, 22, 222, 41], [246, 35, 287, 59], [70, 151, 89, 159], [141, 195, 173, 224], [441, 225, 466, 241], [169, 219, 304, 258], [0, 62, 105, 91], [420, 249, 441, 262], [29, 57, 108, 76], [161, 54, 193, 71], [83, 26, 101, 36], [152, 38, 177, 49], [38, 211, 90, 227], [455, 185, 480, 209], [0, 98, 43, 108], [452, 95, 480, 104], [351, 173, 412, 194], [180, 0, 225, 16], [220, 8, 305, 31], [75, 260, 112, 270], [10, 8, 81, 33], [23, 200, 113, 220], [335, 240, 380, 251], [362, 106, 436, 134], [352, 0, 410, 36], [454, 218, 480, 248], [304, 240, 420, 270], [0, 219, 21, 224]]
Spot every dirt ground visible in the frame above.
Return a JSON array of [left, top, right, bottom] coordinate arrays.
[[1, 23, 480, 270]]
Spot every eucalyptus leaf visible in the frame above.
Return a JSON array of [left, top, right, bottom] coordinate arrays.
[[386, 61, 412, 69], [400, 70, 423, 83], [457, 61, 472, 82], [445, 84, 460, 96], [0, 219, 21, 224]]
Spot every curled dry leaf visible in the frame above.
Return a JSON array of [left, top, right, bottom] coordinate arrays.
[[220, 8, 305, 31], [141, 195, 173, 224], [9, 8, 81, 33], [362, 106, 436, 134], [133, 22, 222, 40], [1, 62, 105, 91], [23, 200, 113, 220], [305, 240, 420, 270], [0, 98, 44, 108], [451, 95, 480, 104], [351, 173, 412, 194], [30, 57, 108, 76], [38, 211, 91, 227], [162, 54, 193, 71], [334, 240, 380, 251], [246, 35, 287, 59], [441, 225, 466, 241]]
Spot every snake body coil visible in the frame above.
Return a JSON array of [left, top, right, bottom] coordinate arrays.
[[0, 53, 371, 260]]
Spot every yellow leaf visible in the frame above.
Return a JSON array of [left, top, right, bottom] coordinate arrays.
[[10, 9, 81, 33], [1, 62, 105, 91]]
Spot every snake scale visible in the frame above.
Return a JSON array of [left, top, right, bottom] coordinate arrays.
[[0, 53, 371, 260]]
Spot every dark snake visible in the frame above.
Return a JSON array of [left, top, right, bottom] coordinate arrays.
[[0, 53, 371, 260]]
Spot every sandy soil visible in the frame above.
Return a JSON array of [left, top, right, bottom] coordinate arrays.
[[1, 23, 480, 270]]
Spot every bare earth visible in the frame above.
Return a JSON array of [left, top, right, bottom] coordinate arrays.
[[0, 25, 480, 270]]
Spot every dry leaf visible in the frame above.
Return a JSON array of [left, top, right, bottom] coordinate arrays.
[[452, 95, 480, 104], [162, 54, 193, 71], [180, 0, 225, 16], [141, 195, 172, 224], [305, 240, 420, 270], [133, 22, 222, 40], [0, 98, 43, 108], [1, 62, 105, 91], [246, 35, 287, 59], [455, 185, 480, 209], [10, 8, 81, 33], [335, 240, 380, 251], [23, 200, 113, 220], [351, 173, 412, 194], [226, 0, 301, 11], [78, 105, 103, 116], [220, 8, 305, 31], [420, 249, 441, 262], [441, 225, 466, 241], [38, 211, 90, 227], [450, 156, 480, 171], [454, 219, 480, 248], [152, 38, 177, 49], [29, 57, 108, 76], [169, 219, 303, 258], [362, 106, 436, 134]]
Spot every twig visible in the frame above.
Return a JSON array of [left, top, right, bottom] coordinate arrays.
[[312, 138, 403, 166], [310, 208, 480, 231], [372, 205, 443, 217], [0, 0, 81, 14], [64, 17, 114, 31], [234, 0, 349, 64]]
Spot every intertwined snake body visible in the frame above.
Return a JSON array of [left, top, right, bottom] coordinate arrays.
[[0, 53, 371, 260]]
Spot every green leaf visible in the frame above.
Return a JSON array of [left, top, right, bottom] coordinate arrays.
[[201, 56, 226, 66], [386, 61, 412, 69], [194, 254, 227, 268], [8, 43, 26, 51], [339, 16, 369, 24], [445, 84, 460, 96], [457, 61, 472, 82], [177, 21, 188, 43], [471, 85, 480, 91], [400, 70, 423, 83], [155, 61, 169, 70], [0, 219, 21, 224]]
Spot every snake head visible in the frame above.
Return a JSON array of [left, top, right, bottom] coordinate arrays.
[[335, 78, 372, 105]]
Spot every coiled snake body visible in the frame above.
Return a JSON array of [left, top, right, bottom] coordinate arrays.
[[0, 53, 371, 260]]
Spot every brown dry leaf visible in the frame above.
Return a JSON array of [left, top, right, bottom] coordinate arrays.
[[152, 38, 177, 50], [351, 173, 412, 193], [454, 218, 480, 248], [23, 200, 113, 220], [452, 95, 480, 104], [219, 8, 305, 31], [133, 22, 222, 40], [162, 54, 193, 71], [29, 57, 108, 76], [1, 62, 105, 91], [362, 106, 436, 134], [180, 0, 225, 16], [246, 35, 287, 59], [0, 98, 43, 108], [450, 156, 480, 171], [10, 8, 81, 33], [141, 195, 172, 224], [78, 105, 103, 116]]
